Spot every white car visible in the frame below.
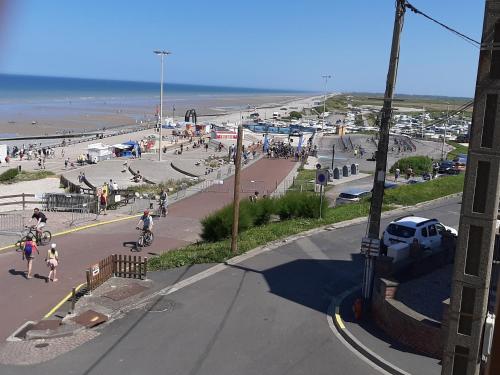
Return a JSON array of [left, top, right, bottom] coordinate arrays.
[[382, 216, 457, 250]]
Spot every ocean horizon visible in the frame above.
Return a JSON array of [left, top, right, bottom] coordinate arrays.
[[0, 73, 311, 103]]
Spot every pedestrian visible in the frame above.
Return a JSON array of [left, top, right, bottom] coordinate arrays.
[[22, 234, 39, 279], [64, 158, 69, 169], [395, 168, 400, 182], [45, 243, 59, 282], [99, 192, 107, 215]]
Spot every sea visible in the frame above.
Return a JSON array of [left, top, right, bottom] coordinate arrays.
[[0, 74, 310, 137]]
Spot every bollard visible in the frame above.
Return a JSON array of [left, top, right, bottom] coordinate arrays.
[[69, 287, 76, 314]]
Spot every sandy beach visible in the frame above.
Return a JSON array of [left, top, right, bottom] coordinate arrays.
[[0, 93, 320, 137]]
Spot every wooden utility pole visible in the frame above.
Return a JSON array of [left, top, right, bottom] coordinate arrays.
[[362, 0, 406, 302], [442, 1, 500, 374], [231, 124, 243, 254]]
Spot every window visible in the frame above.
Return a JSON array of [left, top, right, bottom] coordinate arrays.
[[428, 224, 437, 236], [435, 224, 445, 234], [421, 227, 428, 237], [387, 224, 416, 238]]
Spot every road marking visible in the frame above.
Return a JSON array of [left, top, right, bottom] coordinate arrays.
[[0, 214, 142, 253], [44, 282, 86, 319], [335, 306, 345, 329]]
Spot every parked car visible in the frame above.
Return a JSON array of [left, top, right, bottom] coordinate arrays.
[[453, 154, 467, 171], [438, 160, 460, 175], [335, 188, 371, 206], [382, 216, 457, 250]]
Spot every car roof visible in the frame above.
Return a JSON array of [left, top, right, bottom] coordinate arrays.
[[391, 216, 438, 228], [339, 188, 371, 195]]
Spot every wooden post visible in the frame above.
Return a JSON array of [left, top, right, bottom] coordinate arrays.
[[230, 124, 243, 254], [143, 257, 148, 279], [86, 270, 91, 294], [22, 193, 25, 211], [70, 287, 76, 314]]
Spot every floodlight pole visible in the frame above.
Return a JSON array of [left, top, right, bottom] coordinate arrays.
[[322, 75, 331, 127], [154, 50, 171, 161]]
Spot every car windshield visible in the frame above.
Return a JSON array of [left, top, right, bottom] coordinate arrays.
[[386, 224, 416, 238]]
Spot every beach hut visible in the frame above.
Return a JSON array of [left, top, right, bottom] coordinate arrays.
[[87, 143, 113, 163], [0, 144, 7, 162]]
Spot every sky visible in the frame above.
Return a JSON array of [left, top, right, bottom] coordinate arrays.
[[0, 0, 484, 97]]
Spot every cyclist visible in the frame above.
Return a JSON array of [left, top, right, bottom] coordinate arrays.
[[136, 210, 153, 234], [159, 189, 168, 216], [31, 208, 47, 242]]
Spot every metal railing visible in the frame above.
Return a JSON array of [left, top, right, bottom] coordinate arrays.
[[0, 213, 25, 236], [69, 202, 98, 227], [43, 193, 96, 212]]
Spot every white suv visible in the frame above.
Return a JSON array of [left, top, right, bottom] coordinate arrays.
[[382, 216, 457, 250]]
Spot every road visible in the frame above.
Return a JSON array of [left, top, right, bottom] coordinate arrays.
[[0, 196, 462, 375], [0, 158, 297, 342]]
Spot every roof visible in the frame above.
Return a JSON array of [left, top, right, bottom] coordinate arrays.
[[339, 187, 371, 195], [392, 216, 437, 228]]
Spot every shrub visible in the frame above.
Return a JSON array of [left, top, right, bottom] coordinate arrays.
[[0, 168, 19, 182], [276, 191, 325, 220], [201, 204, 253, 242], [389, 156, 433, 175]]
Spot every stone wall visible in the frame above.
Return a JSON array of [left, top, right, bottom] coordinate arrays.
[[372, 277, 449, 359]]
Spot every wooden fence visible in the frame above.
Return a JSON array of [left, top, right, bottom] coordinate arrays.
[[86, 254, 148, 292], [0, 193, 38, 210]]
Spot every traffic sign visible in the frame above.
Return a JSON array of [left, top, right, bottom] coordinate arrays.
[[316, 169, 328, 186], [361, 237, 380, 257]]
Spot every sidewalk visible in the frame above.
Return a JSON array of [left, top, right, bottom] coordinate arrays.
[[335, 291, 441, 375], [0, 158, 298, 342]]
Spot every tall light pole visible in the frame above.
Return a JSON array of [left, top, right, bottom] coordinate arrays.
[[154, 50, 172, 161], [321, 75, 331, 127], [441, 102, 449, 160]]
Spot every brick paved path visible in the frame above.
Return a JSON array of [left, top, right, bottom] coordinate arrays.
[[0, 158, 297, 341]]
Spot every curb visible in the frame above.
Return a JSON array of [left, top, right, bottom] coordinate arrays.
[[329, 288, 410, 375]]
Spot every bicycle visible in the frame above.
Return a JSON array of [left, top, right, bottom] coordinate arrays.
[[15, 226, 52, 251], [158, 200, 168, 218], [136, 227, 154, 250]]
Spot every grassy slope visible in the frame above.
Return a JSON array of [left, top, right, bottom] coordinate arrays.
[[0, 170, 55, 185], [149, 175, 464, 271]]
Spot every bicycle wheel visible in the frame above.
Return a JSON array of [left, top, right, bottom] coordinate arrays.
[[40, 230, 52, 245], [144, 232, 154, 246], [137, 235, 144, 250]]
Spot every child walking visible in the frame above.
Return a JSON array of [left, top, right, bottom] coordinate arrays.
[[45, 243, 59, 282], [23, 235, 39, 279]]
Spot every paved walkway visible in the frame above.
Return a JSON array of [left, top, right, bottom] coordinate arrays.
[[0, 158, 298, 342], [0, 195, 461, 374]]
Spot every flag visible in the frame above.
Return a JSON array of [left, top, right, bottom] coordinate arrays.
[[297, 134, 304, 152], [263, 134, 269, 152]]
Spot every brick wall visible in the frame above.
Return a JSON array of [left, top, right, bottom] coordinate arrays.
[[372, 278, 446, 359]]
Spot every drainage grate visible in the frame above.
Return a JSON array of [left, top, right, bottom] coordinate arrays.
[[146, 298, 176, 313]]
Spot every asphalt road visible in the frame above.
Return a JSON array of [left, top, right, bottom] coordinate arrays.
[[0, 158, 297, 342], [0, 197, 462, 375]]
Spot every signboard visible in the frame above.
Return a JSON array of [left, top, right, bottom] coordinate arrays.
[[91, 264, 100, 277], [316, 169, 328, 186], [361, 237, 380, 257]]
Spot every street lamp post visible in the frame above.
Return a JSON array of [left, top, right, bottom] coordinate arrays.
[[154, 50, 172, 161], [321, 75, 331, 127], [441, 102, 449, 160]]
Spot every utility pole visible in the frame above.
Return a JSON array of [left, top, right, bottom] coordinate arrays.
[[230, 123, 243, 254], [362, 0, 406, 302], [421, 107, 425, 139], [442, 1, 500, 374], [322, 75, 331, 127]]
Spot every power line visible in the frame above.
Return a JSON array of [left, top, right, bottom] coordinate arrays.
[[423, 101, 473, 129], [404, 1, 481, 48]]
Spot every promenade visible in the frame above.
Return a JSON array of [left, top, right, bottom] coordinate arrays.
[[0, 157, 297, 342]]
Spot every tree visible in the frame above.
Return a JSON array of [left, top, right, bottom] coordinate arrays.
[[289, 111, 302, 119]]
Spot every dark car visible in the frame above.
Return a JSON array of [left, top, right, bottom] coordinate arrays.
[[438, 160, 460, 175]]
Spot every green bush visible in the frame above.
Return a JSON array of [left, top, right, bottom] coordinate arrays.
[[0, 168, 19, 182], [201, 204, 253, 242], [389, 156, 433, 175], [200, 192, 325, 242], [276, 191, 325, 220]]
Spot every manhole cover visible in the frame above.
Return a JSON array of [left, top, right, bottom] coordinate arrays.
[[35, 343, 49, 349], [147, 298, 176, 313], [102, 284, 148, 301], [72, 310, 108, 328]]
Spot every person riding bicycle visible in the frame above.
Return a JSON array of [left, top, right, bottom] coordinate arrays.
[[31, 208, 47, 241], [159, 189, 168, 215], [136, 210, 153, 234]]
